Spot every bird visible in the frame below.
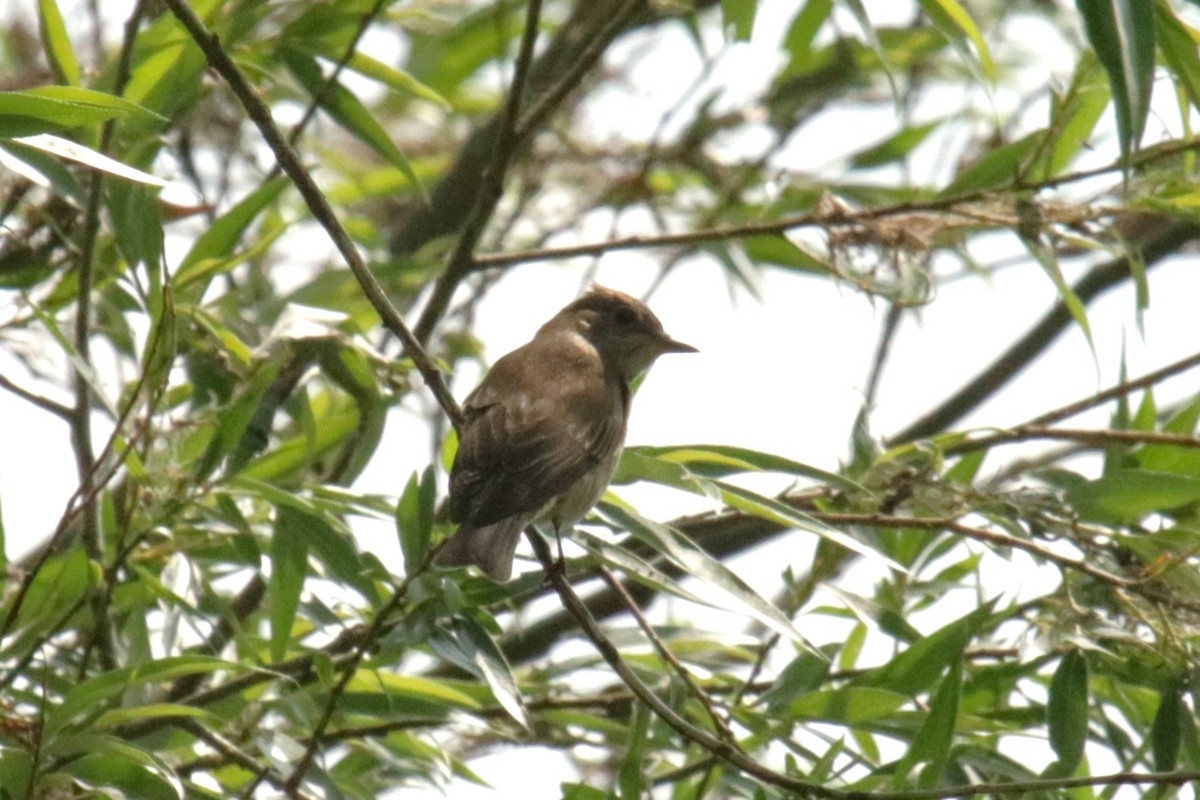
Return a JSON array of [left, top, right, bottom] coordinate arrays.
[[435, 285, 696, 581]]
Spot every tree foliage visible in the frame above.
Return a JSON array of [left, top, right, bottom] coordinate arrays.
[[1, 0, 1200, 798]]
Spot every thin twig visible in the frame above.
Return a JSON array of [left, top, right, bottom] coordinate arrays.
[[160, 0, 462, 429], [947, 425, 1200, 456], [598, 566, 737, 742], [1025, 349, 1200, 427], [178, 719, 312, 800], [0, 372, 72, 420], [413, 0, 645, 343], [411, 0, 547, 345]]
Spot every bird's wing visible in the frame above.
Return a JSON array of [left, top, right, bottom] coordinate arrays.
[[448, 333, 626, 527]]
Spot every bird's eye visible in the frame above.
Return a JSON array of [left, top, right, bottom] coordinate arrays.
[[614, 307, 638, 326]]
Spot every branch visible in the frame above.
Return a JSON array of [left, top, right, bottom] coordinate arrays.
[[891, 220, 1200, 443], [412, 0, 553, 344], [160, 0, 462, 429], [598, 565, 736, 742], [947, 425, 1200, 455], [0, 372, 72, 421], [1024, 349, 1200, 427]]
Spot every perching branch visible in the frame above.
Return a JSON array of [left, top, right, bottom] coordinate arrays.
[[160, 0, 463, 430]]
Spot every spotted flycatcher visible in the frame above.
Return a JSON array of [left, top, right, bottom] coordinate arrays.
[[436, 285, 696, 581]]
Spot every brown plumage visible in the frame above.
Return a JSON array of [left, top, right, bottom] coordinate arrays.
[[436, 286, 696, 581]]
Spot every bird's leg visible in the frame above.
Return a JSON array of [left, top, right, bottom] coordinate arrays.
[[553, 522, 567, 569]]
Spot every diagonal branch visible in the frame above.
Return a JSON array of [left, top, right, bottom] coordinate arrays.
[[160, 0, 462, 429], [891, 220, 1200, 443]]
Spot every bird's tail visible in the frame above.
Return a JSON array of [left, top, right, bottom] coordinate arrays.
[[435, 516, 527, 582]]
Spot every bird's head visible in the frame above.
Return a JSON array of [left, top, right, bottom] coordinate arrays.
[[543, 286, 697, 381]]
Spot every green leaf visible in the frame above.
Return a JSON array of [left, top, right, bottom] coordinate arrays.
[[1037, 56, 1110, 179], [1019, 223, 1094, 350], [600, 503, 820, 655], [618, 701, 650, 799], [851, 120, 942, 169], [0, 746, 33, 798], [280, 47, 426, 201], [620, 443, 868, 493], [37, 0, 80, 86], [895, 660, 961, 787], [431, 618, 529, 728], [396, 466, 436, 572], [788, 686, 909, 724], [8, 134, 169, 186], [1067, 469, 1200, 520], [943, 131, 1040, 195], [193, 356, 285, 480], [1151, 685, 1182, 772], [0, 86, 164, 136], [1157, 4, 1200, 115], [720, 0, 757, 41], [175, 175, 290, 290], [783, 0, 835, 69], [1046, 649, 1089, 775], [1076, 0, 1155, 162], [270, 505, 312, 662], [48, 656, 248, 737], [93, 703, 221, 730], [574, 528, 713, 607], [742, 234, 830, 274], [856, 599, 995, 696], [918, 0, 995, 82]]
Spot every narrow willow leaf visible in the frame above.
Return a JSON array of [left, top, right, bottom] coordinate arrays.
[[37, 0, 81, 86], [396, 466, 436, 572], [600, 503, 820, 656], [720, 0, 757, 41], [918, 0, 996, 82], [1076, 0, 1155, 162], [1046, 649, 1089, 775], [270, 506, 311, 662], [11, 134, 168, 187], [1151, 685, 1182, 772]]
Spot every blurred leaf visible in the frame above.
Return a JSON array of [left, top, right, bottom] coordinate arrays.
[[37, 0, 80, 86], [621, 443, 867, 493], [1018, 221, 1094, 350], [851, 120, 942, 169], [0, 86, 163, 136], [783, 0, 834, 69], [1151, 684, 1182, 772], [1157, 4, 1200, 114], [918, 0, 995, 82], [1046, 649, 1088, 775], [617, 701, 650, 798], [788, 686, 908, 724], [434, 617, 529, 728], [1076, 0, 1155, 162], [943, 132, 1040, 195], [895, 660, 961, 787], [856, 600, 995, 696], [742, 234, 830, 274], [280, 47, 426, 201], [575, 528, 713, 607], [1067, 469, 1200, 520], [270, 505, 311, 662], [720, 0, 757, 41], [1036, 56, 1110, 179], [600, 503, 821, 656], [9, 134, 169, 186], [396, 466, 436, 572], [175, 175, 289, 291]]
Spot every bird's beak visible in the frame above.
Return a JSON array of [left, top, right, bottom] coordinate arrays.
[[658, 336, 698, 354]]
